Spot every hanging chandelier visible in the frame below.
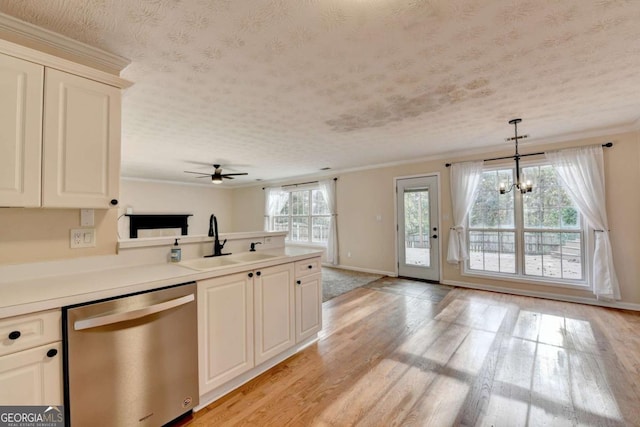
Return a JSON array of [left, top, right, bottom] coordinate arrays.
[[499, 118, 533, 194]]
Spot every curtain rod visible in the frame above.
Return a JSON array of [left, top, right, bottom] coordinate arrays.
[[262, 177, 337, 190], [445, 142, 613, 167]]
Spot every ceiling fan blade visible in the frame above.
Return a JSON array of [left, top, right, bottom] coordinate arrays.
[[221, 173, 248, 177], [196, 175, 212, 179], [223, 176, 235, 180], [184, 170, 210, 175]]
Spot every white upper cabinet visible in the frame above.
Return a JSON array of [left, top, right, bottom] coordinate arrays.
[[42, 68, 121, 208], [0, 55, 43, 207], [0, 40, 128, 209]]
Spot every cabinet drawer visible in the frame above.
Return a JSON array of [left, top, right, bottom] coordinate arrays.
[[295, 257, 321, 278], [0, 310, 61, 357]]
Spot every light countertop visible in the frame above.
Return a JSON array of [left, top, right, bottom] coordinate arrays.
[[0, 246, 322, 319]]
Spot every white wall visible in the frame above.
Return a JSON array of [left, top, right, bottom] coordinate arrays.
[[118, 179, 234, 240], [231, 130, 640, 305]]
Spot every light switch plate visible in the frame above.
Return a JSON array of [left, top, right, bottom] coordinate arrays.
[[70, 228, 96, 248], [80, 209, 95, 227]]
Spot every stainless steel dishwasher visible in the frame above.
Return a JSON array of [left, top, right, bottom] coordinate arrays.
[[63, 282, 199, 426]]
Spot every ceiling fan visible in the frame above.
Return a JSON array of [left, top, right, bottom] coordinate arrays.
[[184, 164, 248, 184]]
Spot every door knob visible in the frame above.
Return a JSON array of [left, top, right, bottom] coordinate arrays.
[[432, 235, 438, 239]]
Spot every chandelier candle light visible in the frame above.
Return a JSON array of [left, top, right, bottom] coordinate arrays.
[[499, 118, 533, 194]]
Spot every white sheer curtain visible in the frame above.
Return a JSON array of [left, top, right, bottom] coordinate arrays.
[[447, 161, 484, 264], [264, 187, 288, 231], [545, 145, 620, 300], [318, 179, 338, 265]]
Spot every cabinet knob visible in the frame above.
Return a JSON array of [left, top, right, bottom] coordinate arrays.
[[308, 265, 313, 269], [432, 234, 438, 239], [296, 280, 301, 285], [46, 349, 58, 358], [110, 199, 118, 206], [248, 272, 253, 278], [8, 331, 21, 340], [256, 271, 261, 277]]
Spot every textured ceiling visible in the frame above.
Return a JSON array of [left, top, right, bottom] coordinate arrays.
[[1, 0, 640, 186]]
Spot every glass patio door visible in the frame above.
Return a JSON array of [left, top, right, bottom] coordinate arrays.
[[396, 176, 440, 281]]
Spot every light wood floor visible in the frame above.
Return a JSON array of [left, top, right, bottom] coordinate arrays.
[[185, 279, 640, 426]]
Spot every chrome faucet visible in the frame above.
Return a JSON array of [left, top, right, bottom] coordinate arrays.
[[205, 214, 229, 257]]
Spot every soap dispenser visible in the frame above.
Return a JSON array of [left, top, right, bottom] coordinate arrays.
[[170, 238, 181, 262]]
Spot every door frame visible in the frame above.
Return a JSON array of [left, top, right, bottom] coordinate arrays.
[[393, 172, 442, 282]]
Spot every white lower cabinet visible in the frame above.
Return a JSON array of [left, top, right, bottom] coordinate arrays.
[[198, 262, 296, 395], [198, 271, 254, 395], [0, 342, 62, 405], [0, 309, 62, 405], [253, 263, 295, 365], [295, 273, 323, 343]]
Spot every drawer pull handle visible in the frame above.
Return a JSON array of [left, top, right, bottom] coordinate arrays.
[[296, 280, 301, 285], [8, 331, 21, 340], [46, 349, 58, 358], [308, 265, 313, 269]]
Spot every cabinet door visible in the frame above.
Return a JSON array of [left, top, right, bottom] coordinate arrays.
[[198, 272, 254, 395], [42, 68, 121, 208], [0, 342, 62, 405], [254, 263, 295, 365], [0, 54, 43, 207], [295, 272, 323, 343]]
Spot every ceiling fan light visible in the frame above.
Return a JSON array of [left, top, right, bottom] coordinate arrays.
[[211, 176, 223, 184]]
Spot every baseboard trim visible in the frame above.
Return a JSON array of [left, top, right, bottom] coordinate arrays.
[[442, 279, 640, 312], [326, 263, 396, 277]]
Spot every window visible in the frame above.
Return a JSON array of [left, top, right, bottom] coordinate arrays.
[[270, 188, 330, 244], [467, 163, 586, 285]]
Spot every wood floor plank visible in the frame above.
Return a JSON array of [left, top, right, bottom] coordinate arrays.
[[185, 280, 640, 427]]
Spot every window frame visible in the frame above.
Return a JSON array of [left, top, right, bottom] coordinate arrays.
[[462, 159, 592, 290], [270, 186, 331, 246]]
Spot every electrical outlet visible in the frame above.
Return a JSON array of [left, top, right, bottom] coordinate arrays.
[[70, 228, 96, 248]]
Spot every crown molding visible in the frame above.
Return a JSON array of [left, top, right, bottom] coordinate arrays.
[[0, 12, 130, 74]]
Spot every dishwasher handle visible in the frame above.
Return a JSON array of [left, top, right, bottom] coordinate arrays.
[[74, 294, 195, 331]]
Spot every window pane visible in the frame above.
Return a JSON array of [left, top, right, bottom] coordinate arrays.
[[404, 189, 431, 267], [470, 169, 514, 229], [523, 165, 580, 230], [272, 191, 290, 215], [468, 230, 515, 274], [291, 191, 309, 216], [312, 216, 330, 243], [524, 232, 583, 280], [290, 217, 309, 242], [272, 216, 289, 232], [312, 190, 329, 215]]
